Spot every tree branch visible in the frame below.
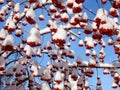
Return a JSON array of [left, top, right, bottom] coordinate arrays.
[[6, 59, 18, 66], [83, 5, 96, 16], [78, 61, 120, 68]]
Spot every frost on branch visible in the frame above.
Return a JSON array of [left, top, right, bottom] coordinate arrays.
[[0, 0, 4, 4], [1, 35, 14, 51], [14, 3, 20, 13], [41, 82, 51, 90], [52, 25, 67, 48], [60, 12, 69, 23], [0, 29, 8, 40], [24, 45, 34, 58], [0, 56, 6, 75], [72, 2, 82, 13], [27, 27, 41, 47], [109, 7, 119, 17], [39, 14, 44, 21], [26, 7, 36, 24], [94, 8, 108, 24], [15, 26, 23, 37], [4, 16, 16, 32]]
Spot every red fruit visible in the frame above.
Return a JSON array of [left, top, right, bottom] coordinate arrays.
[[79, 22, 86, 28], [47, 46, 52, 50], [0, 72, 4, 76], [15, 33, 21, 37], [6, 0, 11, 2], [85, 50, 90, 56], [28, 0, 37, 3], [25, 55, 31, 59], [116, 36, 120, 41], [99, 55, 105, 60], [22, 21, 27, 26], [85, 45, 93, 49], [0, 16, 4, 22], [112, 1, 120, 9], [74, 17, 80, 24], [0, 67, 4, 71], [88, 63, 96, 67], [50, 27, 57, 32], [54, 80, 62, 84], [92, 33, 102, 40], [52, 0, 58, 4], [71, 75, 78, 81], [27, 42, 41, 47], [41, 77, 51, 81], [50, 9, 57, 13], [52, 87, 60, 90], [16, 73, 22, 77], [0, 1, 4, 4], [112, 81, 118, 89], [1, 45, 13, 51], [84, 29, 92, 34], [67, 1, 73, 8], [95, 17, 101, 25], [39, 15, 44, 21], [26, 16, 36, 24], [102, 0, 107, 4], [99, 28, 114, 36], [60, 17, 68, 23], [70, 21, 77, 26], [72, 6, 82, 13], [75, 0, 85, 4], [80, 18, 88, 23], [50, 5, 57, 13], [109, 8, 119, 17], [54, 13, 60, 18], [14, 16, 20, 21]]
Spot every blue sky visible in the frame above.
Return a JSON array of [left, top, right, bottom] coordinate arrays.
[[37, 0, 119, 89], [0, 0, 120, 90], [82, 1, 119, 90]]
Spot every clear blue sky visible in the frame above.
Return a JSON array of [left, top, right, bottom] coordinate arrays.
[[0, 0, 120, 90], [82, 1, 119, 90]]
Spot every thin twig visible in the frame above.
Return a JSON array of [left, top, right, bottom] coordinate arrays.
[[6, 59, 18, 66], [69, 30, 81, 39], [96, 0, 101, 8], [83, 5, 96, 16], [96, 68, 99, 77]]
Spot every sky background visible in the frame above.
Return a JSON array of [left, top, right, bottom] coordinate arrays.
[[38, 0, 119, 89], [81, 0, 119, 90], [0, 0, 120, 90]]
